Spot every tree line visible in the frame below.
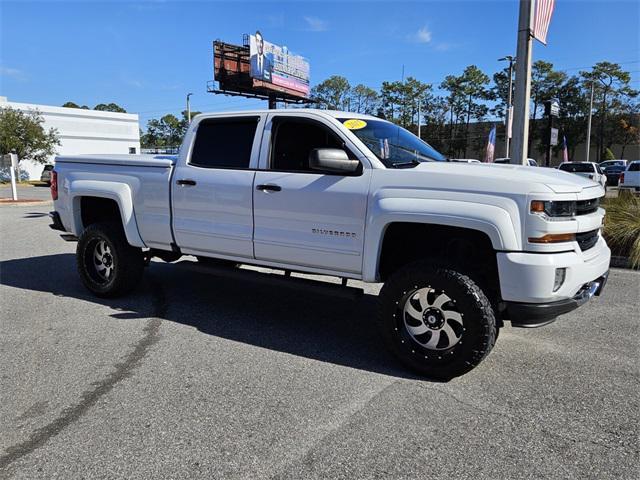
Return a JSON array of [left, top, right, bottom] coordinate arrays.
[[310, 61, 639, 161]]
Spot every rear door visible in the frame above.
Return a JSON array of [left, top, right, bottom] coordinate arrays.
[[252, 114, 370, 275], [171, 115, 264, 259]]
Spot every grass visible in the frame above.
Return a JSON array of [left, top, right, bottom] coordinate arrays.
[[603, 193, 640, 269]]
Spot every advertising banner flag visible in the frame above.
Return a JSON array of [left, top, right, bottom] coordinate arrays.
[[249, 31, 310, 96], [534, 0, 556, 45], [485, 125, 497, 163]]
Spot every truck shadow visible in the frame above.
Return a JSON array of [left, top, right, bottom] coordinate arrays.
[[0, 254, 427, 380]]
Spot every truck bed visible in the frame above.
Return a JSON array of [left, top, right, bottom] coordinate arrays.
[[53, 154, 176, 251], [55, 154, 176, 168]]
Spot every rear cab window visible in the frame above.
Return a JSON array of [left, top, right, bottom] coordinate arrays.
[[559, 163, 594, 173]]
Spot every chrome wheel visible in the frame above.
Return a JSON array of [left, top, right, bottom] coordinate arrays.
[[93, 240, 114, 282], [402, 287, 464, 350]]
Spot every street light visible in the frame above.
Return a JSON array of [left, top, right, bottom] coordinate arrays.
[[498, 55, 515, 158], [186, 93, 193, 123]]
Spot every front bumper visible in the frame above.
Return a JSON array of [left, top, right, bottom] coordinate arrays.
[[497, 236, 610, 326], [504, 271, 608, 327]]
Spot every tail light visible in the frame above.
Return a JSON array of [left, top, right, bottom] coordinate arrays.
[[50, 170, 58, 200], [620, 172, 625, 184]]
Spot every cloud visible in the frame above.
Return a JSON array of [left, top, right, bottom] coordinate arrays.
[[119, 73, 143, 88], [0, 66, 27, 81], [408, 26, 432, 44], [303, 16, 328, 32], [434, 42, 453, 52], [266, 13, 285, 28]]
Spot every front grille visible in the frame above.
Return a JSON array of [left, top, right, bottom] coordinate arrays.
[[576, 197, 601, 215], [576, 229, 599, 251]]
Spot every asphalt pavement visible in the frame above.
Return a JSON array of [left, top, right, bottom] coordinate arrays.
[[0, 184, 53, 202], [0, 202, 638, 479]]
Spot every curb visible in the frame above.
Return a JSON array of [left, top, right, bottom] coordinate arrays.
[[0, 199, 53, 207]]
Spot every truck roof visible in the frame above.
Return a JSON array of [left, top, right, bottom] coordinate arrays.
[[194, 109, 380, 121]]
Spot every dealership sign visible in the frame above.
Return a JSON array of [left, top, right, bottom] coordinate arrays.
[[249, 32, 310, 97]]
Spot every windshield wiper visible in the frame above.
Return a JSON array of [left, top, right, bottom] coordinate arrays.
[[390, 160, 420, 168]]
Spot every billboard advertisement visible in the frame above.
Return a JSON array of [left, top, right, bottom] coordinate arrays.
[[249, 31, 310, 97]]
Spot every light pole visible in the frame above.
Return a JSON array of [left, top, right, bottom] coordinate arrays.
[[510, 0, 535, 166], [585, 81, 594, 162], [498, 55, 515, 158], [186, 93, 193, 123]]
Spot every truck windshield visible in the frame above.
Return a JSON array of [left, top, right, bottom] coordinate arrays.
[[338, 118, 446, 167]]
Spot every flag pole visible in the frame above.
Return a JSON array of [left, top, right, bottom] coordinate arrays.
[[510, 0, 535, 166]]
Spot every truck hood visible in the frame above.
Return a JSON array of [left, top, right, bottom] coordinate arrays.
[[408, 162, 600, 194]]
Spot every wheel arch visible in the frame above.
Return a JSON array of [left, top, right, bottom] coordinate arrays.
[[69, 180, 145, 248], [363, 197, 519, 282]]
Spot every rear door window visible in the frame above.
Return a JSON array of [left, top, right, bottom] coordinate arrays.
[[190, 117, 259, 169]]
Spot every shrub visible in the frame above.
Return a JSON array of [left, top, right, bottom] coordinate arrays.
[[603, 148, 616, 161], [603, 194, 640, 268]]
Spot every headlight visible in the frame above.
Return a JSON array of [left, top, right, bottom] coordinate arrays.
[[530, 200, 576, 219]]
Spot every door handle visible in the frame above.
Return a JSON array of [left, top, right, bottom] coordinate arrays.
[[256, 184, 281, 192], [176, 179, 197, 186]]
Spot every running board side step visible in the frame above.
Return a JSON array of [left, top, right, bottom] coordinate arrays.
[[174, 260, 364, 300]]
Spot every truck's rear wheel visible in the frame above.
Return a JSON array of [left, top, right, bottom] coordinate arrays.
[[77, 222, 144, 298], [378, 261, 496, 379]]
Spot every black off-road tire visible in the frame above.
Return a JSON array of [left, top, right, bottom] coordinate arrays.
[[378, 260, 497, 380], [76, 222, 144, 298]]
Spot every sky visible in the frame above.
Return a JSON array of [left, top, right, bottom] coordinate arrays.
[[1, 0, 639, 127]]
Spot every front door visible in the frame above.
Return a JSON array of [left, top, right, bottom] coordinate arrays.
[[252, 115, 370, 274], [172, 115, 263, 259]]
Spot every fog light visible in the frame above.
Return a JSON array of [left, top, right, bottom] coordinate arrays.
[[553, 268, 566, 292]]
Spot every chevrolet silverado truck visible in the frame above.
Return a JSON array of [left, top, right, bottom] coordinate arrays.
[[49, 110, 610, 379]]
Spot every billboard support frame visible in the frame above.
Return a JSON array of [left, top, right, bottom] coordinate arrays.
[[206, 81, 316, 109]]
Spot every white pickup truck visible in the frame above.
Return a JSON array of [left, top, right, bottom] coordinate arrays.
[[50, 109, 610, 378], [619, 160, 640, 193]]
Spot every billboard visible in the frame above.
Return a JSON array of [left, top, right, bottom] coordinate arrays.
[[249, 31, 310, 97]]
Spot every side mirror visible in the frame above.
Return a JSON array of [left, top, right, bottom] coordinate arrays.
[[309, 148, 360, 174]]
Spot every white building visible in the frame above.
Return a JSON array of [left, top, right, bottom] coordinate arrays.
[[0, 97, 140, 180]]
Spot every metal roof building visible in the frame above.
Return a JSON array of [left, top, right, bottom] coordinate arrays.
[[0, 97, 140, 180]]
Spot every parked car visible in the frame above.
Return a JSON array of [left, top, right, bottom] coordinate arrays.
[[49, 109, 610, 379], [602, 164, 626, 186], [619, 160, 640, 194], [449, 158, 481, 163], [558, 162, 607, 188], [494, 157, 538, 167], [598, 159, 627, 170], [40, 164, 54, 185]]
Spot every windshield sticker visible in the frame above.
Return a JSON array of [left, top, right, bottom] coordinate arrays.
[[343, 119, 367, 130]]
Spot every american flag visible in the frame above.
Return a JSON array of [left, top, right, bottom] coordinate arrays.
[[562, 135, 569, 162], [485, 125, 496, 163], [534, 0, 556, 45]]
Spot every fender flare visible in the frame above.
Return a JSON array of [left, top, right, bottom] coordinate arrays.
[[68, 179, 146, 248], [363, 197, 520, 281]]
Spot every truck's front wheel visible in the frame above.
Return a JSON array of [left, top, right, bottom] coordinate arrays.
[[378, 261, 496, 379], [77, 222, 144, 298]]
